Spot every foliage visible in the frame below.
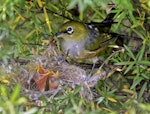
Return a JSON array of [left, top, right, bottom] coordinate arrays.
[[0, 84, 38, 114], [0, 0, 150, 114]]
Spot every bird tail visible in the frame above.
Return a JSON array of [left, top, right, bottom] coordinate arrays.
[[101, 8, 116, 26], [91, 8, 117, 33]]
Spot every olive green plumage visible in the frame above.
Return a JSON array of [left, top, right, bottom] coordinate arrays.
[[56, 9, 116, 62]]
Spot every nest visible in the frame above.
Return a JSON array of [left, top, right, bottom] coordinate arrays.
[[2, 45, 112, 102]]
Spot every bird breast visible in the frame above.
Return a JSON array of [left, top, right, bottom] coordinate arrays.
[[61, 39, 85, 59]]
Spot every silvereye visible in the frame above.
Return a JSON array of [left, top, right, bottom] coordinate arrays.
[[56, 10, 116, 63]]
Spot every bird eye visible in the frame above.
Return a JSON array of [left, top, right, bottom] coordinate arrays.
[[66, 26, 74, 34]]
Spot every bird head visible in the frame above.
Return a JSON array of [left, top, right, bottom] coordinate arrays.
[[56, 21, 88, 42]]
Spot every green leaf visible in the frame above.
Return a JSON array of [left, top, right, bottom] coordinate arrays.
[[138, 103, 150, 111], [67, 0, 78, 10], [124, 62, 135, 74], [96, 97, 105, 104], [16, 97, 27, 104], [138, 60, 150, 65], [124, 44, 136, 60], [10, 85, 20, 103], [132, 29, 145, 40], [0, 85, 7, 98], [128, 10, 137, 25], [138, 82, 147, 100], [130, 76, 143, 89], [73, 86, 82, 95], [115, 61, 134, 65], [114, 11, 128, 31], [136, 44, 145, 62], [141, 73, 150, 79]]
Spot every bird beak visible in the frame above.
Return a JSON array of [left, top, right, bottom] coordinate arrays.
[[55, 32, 64, 38]]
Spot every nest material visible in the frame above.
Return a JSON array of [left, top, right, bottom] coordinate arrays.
[[3, 45, 107, 101]]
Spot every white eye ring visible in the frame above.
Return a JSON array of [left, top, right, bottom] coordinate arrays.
[[66, 26, 74, 34]]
